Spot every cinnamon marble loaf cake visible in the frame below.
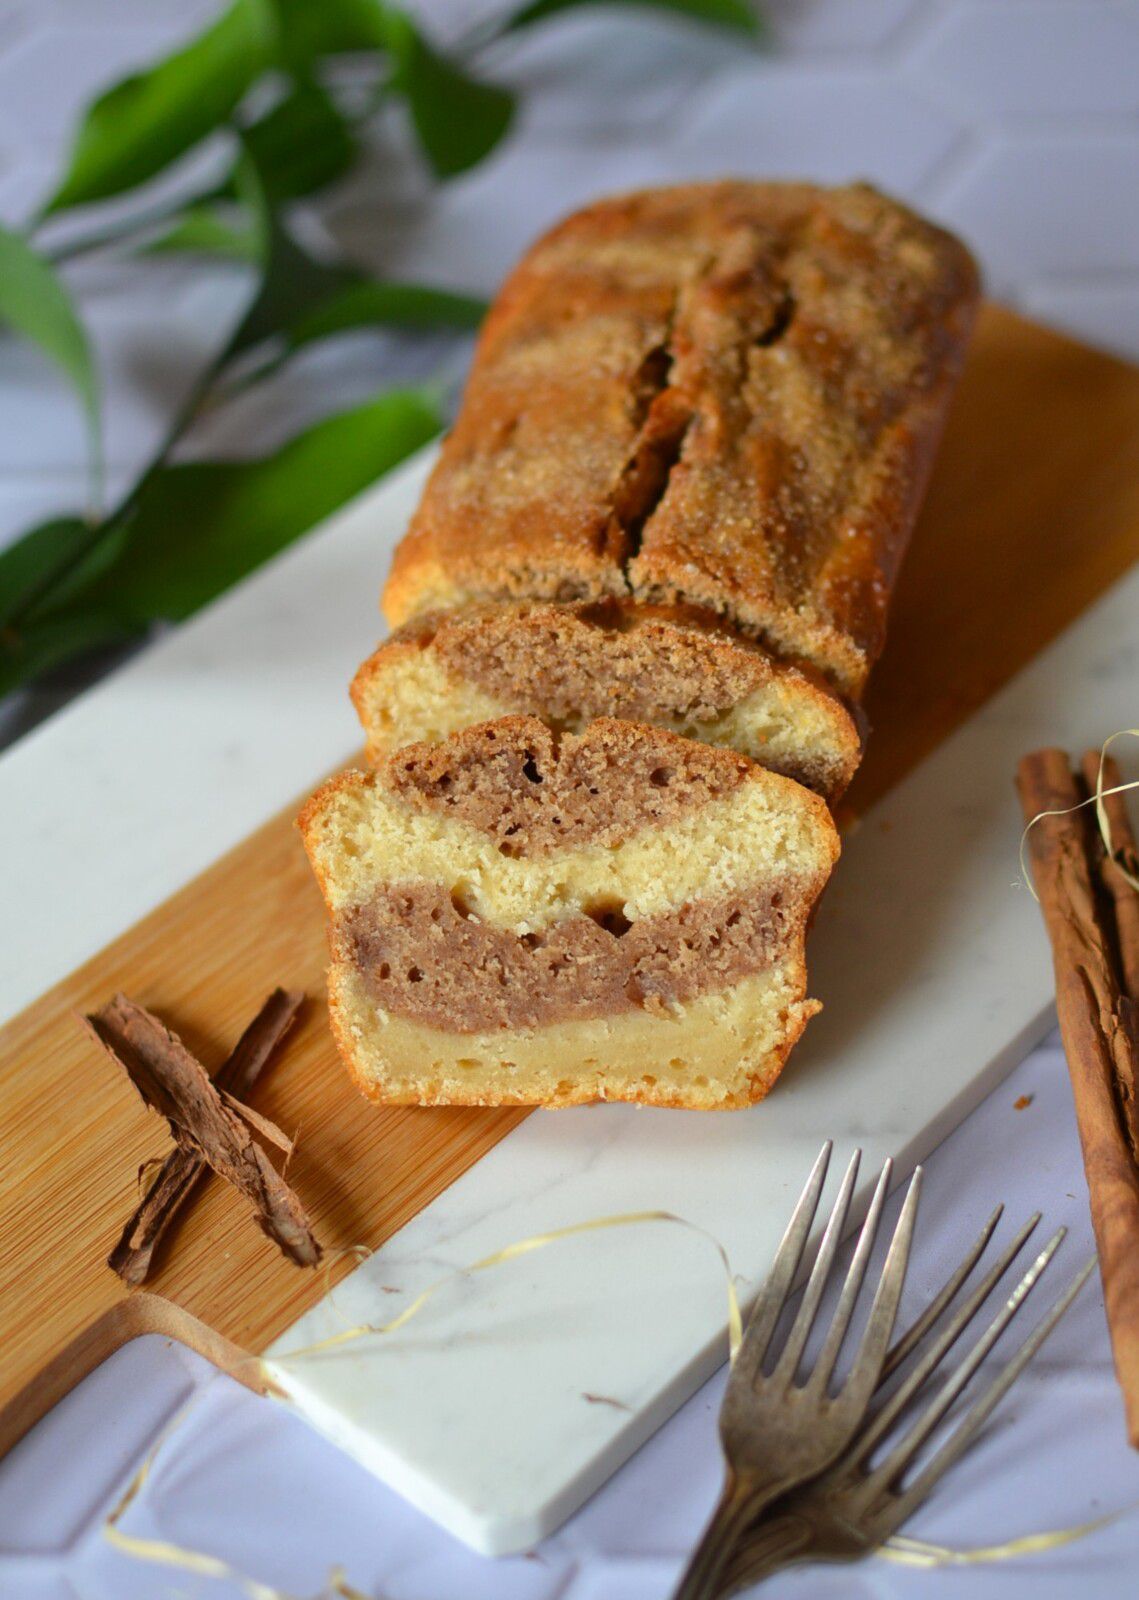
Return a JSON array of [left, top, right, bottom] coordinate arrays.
[[382, 180, 979, 699], [301, 718, 839, 1109], [302, 181, 977, 1111]]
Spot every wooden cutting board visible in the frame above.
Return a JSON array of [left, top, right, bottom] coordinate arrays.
[[2, 303, 1138, 1457]]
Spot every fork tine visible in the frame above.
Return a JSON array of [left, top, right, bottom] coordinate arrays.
[[808, 1158, 894, 1392], [772, 1149, 862, 1382], [890, 1255, 1096, 1521], [834, 1165, 922, 1400], [732, 1140, 832, 1382], [861, 1226, 1067, 1496], [882, 1204, 1005, 1380], [849, 1210, 1043, 1469]]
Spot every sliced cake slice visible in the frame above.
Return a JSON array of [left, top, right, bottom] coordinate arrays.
[[351, 599, 862, 804], [300, 716, 840, 1110]]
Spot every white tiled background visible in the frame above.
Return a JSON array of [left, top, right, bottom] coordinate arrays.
[[1, 2, 1138, 1597]]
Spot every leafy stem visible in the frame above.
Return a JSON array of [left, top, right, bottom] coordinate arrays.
[[0, 0, 759, 701]]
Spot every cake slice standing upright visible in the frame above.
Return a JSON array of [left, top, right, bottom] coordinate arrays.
[[301, 717, 839, 1109]]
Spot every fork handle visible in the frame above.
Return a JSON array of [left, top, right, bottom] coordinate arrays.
[[671, 1474, 784, 1600], [719, 1514, 816, 1595]]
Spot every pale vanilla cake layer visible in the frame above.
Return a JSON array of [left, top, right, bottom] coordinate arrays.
[[351, 600, 861, 802], [329, 961, 818, 1110], [300, 717, 839, 1110]]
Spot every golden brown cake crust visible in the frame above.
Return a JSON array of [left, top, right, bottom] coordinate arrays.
[[299, 715, 840, 1110], [383, 181, 979, 695]]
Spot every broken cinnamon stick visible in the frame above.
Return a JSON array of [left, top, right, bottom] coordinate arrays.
[[107, 988, 304, 1284], [1017, 748, 1139, 1446], [88, 991, 320, 1274]]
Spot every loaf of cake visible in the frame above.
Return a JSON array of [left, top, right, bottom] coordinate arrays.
[[351, 599, 862, 802], [383, 181, 979, 697], [300, 717, 840, 1109], [303, 181, 978, 1111]]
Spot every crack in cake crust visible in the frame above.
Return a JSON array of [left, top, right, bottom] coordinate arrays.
[[383, 181, 979, 696]]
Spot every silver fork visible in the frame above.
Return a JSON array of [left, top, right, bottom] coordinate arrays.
[[672, 1141, 921, 1600], [720, 1218, 1096, 1594]]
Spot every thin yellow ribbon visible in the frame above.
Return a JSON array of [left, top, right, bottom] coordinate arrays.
[[273, 1208, 744, 1365], [1019, 727, 1139, 898], [880, 1504, 1137, 1566], [103, 1402, 369, 1598], [102, 1210, 743, 1596]]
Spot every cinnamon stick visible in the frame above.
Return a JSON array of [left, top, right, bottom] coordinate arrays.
[[88, 992, 320, 1273], [107, 988, 303, 1284], [1017, 748, 1139, 1446], [1082, 750, 1139, 1006]]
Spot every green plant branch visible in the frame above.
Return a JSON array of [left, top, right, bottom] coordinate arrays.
[[1, 0, 760, 699], [2, 337, 234, 636], [40, 184, 229, 265]]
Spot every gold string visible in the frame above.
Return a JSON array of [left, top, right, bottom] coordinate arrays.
[[1019, 728, 1139, 900], [1092, 728, 1139, 891], [272, 1209, 744, 1366], [101, 1211, 741, 1595], [880, 1504, 1137, 1566], [102, 1401, 371, 1597]]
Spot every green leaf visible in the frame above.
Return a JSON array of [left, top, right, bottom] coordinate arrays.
[[0, 611, 135, 699], [241, 77, 358, 200], [0, 515, 94, 630], [274, 2, 514, 179], [286, 279, 487, 346], [0, 226, 102, 500], [504, 0, 761, 35], [384, 9, 515, 178], [231, 210, 353, 357], [45, 0, 277, 214], [271, 0, 388, 66], [182, 79, 357, 248], [89, 390, 442, 622], [220, 147, 352, 358], [143, 202, 261, 261], [1, 390, 441, 692]]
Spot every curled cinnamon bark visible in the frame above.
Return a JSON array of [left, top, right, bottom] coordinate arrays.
[[107, 988, 304, 1284], [1017, 748, 1139, 1446], [87, 990, 319, 1278]]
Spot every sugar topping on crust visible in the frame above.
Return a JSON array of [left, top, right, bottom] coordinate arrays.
[[383, 181, 979, 694]]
